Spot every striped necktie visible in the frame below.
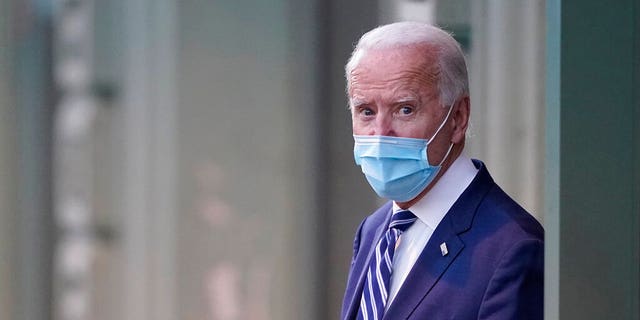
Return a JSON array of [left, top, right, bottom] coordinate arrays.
[[357, 210, 417, 320]]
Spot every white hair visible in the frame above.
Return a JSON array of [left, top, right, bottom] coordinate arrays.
[[345, 21, 469, 106]]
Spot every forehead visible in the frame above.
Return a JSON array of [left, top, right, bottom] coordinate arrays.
[[348, 46, 439, 99]]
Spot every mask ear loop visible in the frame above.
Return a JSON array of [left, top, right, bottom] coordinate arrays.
[[437, 142, 454, 166], [428, 102, 456, 166], [427, 102, 455, 145]]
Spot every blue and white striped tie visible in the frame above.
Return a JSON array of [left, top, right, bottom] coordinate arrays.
[[357, 210, 417, 320]]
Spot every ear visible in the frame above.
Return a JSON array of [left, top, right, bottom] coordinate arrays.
[[451, 96, 470, 144]]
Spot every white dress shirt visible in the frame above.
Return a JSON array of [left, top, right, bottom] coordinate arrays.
[[387, 154, 479, 306]]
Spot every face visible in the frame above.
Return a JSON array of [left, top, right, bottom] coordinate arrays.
[[349, 46, 455, 167]]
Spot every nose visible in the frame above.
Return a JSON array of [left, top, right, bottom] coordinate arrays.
[[373, 114, 395, 136]]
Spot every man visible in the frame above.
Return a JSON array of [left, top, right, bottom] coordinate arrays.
[[341, 22, 544, 320]]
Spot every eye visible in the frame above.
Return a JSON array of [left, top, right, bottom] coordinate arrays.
[[358, 107, 375, 116], [399, 105, 414, 115]]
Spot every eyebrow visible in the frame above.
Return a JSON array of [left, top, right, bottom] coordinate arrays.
[[348, 92, 422, 109], [349, 97, 367, 108], [396, 96, 418, 103], [394, 94, 421, 105]]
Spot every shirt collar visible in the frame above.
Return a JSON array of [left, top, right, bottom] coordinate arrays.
[[393, 154, 479, 230]]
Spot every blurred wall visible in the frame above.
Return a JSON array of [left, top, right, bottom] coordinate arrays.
[[175, 1, 317, 318], [546, 0, 640, 318], [468, 0, 545, 220], [0, 2, 17, 317], [0, 1, 550, 320], [1, 1, 55, 320], [85, 0, 336, 319]]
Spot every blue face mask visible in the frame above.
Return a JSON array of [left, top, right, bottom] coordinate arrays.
[[353, 105, 454, 202]]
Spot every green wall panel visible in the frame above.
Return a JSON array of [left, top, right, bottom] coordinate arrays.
[[547, 0, 639, 319]]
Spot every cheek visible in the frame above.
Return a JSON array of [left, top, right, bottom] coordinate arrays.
[[352, 121, 368, 135], [394, 122, 430, 139]]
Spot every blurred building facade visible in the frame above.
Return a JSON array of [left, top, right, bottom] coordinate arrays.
[[2, 0, 543, 319], [1, 0, 638, 320]]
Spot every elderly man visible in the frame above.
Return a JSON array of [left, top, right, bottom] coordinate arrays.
[[341, 22, 544, 320]]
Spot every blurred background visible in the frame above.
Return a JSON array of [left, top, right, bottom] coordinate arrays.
[[0, 0, 545, 319]]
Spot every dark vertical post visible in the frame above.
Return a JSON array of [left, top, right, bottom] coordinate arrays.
[[13, 0, 55, 319]]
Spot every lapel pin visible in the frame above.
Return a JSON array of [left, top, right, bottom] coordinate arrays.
[[440, 242, 448, 256]]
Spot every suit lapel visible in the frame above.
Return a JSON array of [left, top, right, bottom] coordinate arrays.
[[382, 215, 464, 320], [383, 160, 494, 319]]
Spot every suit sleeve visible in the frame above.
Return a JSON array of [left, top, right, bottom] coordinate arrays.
[[477, 238, 544, 320]]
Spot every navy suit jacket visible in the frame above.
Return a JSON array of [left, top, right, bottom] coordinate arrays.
[[341, 160, 544, 320]]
